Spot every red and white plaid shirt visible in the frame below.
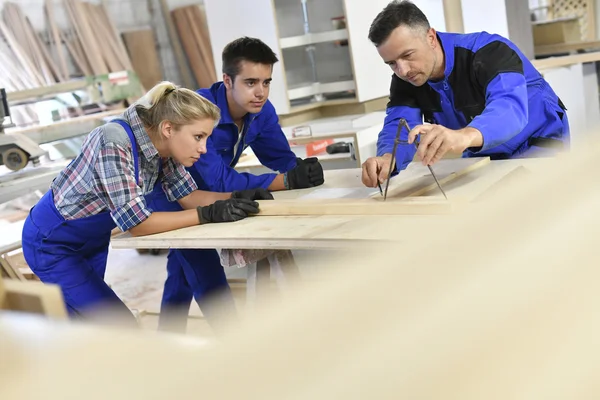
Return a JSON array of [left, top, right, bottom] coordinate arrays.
[[51, 105, 198, 231]]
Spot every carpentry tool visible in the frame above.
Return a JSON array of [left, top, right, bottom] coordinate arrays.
[[383, 118, 448, 200], [0, 88, 48, 171], [382, 119, 403, 201]]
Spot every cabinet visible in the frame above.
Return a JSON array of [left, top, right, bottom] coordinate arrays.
[[203, 0, 412, 115]]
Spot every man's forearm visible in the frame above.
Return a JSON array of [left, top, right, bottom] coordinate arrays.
[[460, 127, 484, 148], [177, 190, 231, 209]]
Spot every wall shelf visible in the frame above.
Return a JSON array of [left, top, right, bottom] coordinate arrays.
[[279, 29, 349, 49], [287, 80, 355, 100]]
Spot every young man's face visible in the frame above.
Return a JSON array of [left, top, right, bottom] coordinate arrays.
[[377, 25, 438, 86], [224, 61, 273, 114]]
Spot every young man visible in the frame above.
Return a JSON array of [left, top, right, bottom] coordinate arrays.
[[361, 0, 569, 188], [149, 37, 325, 333]]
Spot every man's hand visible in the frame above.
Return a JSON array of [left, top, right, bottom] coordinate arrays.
[[197, 198, 259, 224], [408, 125, 482, 165], [232, 188, 274, 200], [361, 153, 394, 188], [285, 157, 325, 189]]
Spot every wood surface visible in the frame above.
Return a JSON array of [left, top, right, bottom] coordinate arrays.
[[535, 39, 600, 56], [4, 142, 600, 400], [159, 0, 194, 88], [172, 5, 216, 88], [122, 29, 163, 91], [371, 156, 491, 199], [112, 159, 545, 250], [256, 198, 460, 216], [0, 275, 67, 319], [532, 50, 600, 71]]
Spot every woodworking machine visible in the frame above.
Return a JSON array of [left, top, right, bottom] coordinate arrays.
[[0, 88, 48, 171]]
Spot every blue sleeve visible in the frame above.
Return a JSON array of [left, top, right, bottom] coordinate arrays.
[[468, 72, 528, 152], [377, 105, 422, 172], [467, 39, 528, 152], [191, 137, 278, 192], [251, 102, 298, 173]]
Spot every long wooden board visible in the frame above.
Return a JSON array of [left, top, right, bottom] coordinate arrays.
[[256, 197, 460, 216]]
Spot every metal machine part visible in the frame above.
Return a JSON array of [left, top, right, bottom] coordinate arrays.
[[1, 88, 48, 171]]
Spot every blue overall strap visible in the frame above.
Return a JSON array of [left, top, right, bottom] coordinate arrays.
[[111, 119, 140, 184]]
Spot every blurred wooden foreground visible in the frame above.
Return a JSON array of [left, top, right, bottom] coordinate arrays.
[[1, 136, 600, 399]]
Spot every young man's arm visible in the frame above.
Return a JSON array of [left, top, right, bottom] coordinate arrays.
[[191, 136, 281, 192], [249, 101, 324, 191]]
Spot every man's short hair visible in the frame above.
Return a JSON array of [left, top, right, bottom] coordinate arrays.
[[222, 37, 279, 81], [368, 0, 431, 46]]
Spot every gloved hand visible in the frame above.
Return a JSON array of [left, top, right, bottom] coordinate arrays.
[[231, 188, 274, 200], [197, 198, 259, 224], [285, 157, 324, 189]]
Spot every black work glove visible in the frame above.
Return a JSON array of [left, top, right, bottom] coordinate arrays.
[[231, 188, 274, 200], [197, 198, 259, 224], [285, 157, 325, 189]]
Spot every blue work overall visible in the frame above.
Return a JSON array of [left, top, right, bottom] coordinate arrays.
[[21, 120, 149, 323], [144, 190, 235, 333]]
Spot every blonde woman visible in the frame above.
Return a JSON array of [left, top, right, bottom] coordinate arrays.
[[21, 81, 270, 324]]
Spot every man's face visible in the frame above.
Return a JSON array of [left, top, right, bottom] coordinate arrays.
[[377, 25, 438, 86], [225, 61, 273, 113]]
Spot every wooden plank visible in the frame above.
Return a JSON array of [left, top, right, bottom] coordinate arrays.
[[97, 3, 133, 71], [59, 29, 91, 76], [159, 0, 194, 88], [64, 0, 107, 75], [0, 17, 45, 86], [172, 7, 211, 88], [83, 2, 122, 72], [255, 198, 460, 216], [535, 40, 600, 56], [369, 157, 491, 199], [89, 5, 128, 71], [189, 5, 216, 82], [122, 29, 163, 90], [45, 0, 70, 80], [1, 278, 67, 319], [532, 51, 600, 71]]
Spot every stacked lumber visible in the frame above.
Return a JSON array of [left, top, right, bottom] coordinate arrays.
[[61, 0, 133, 75], [0, 0, 136, 126], [0, 0, 133, 90], [172, 5, 217, 88]]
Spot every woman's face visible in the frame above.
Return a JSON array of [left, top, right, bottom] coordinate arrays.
[[162, 119, 214, 167]]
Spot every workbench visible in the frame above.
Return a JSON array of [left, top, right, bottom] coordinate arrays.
[[112, 157, 551, 251]]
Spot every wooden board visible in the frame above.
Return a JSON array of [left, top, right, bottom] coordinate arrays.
[[375, 156, 491, 199], [172, 5, 216, 88], [0, 278, 67, 319], [256, 197, 461, 216], [122, 29, 163, 91], [159, 0, 194, 88], [111, 159, 550, 251]]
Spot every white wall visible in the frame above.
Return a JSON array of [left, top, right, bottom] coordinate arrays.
[[542, 64, 600, 149]]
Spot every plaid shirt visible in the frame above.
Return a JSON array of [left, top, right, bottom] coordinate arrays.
[[51, 106, 198, 231]]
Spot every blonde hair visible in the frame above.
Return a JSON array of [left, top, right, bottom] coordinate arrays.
[[135, 81, 221, 138]]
